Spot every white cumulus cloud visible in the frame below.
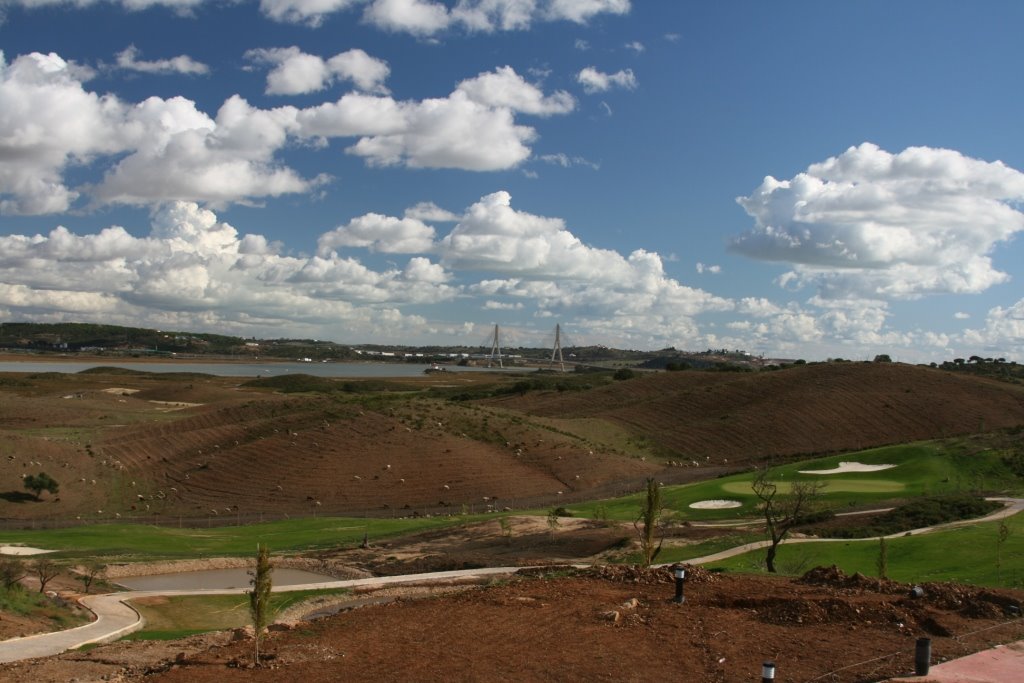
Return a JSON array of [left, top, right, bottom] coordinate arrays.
[[545, 0, 630, 23], [405, 201, 459, 222], [364, 0, 452, 35], [576, 66, 637, 93], [317, 213, 437, 254], [115, 45, 210, 76], [456, 65, 574, 116], [961, 299, 1024, 358], [441, 190, 732, 322], [258, 0, 362, 26], [732, 143, 1024, 300], [247, 47, 391, 95], [9, 0, 631, 33], [0, 51, 572, 212]]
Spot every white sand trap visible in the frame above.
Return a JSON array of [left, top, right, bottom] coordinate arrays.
[[102, 387, 140, 395], [689, 499, 743, 509], [0, 545, 56, 556], [148, 400, 202, 410], [799, 461, 896, 475]]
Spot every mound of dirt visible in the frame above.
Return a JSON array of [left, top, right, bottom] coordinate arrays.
[[5, 567, 1022, 683]]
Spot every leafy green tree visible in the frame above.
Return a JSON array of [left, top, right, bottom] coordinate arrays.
[[634, 478, 665, 567], [873, 354, 892, 363], [23, 472, 59, 500], [248, 543, 273, 666]]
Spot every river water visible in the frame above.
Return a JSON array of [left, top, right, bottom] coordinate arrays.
[[0, 359, 531, 378], [115, 567, 336, 591]]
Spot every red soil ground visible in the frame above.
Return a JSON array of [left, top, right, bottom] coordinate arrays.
[[3, 566, 1021, 683]]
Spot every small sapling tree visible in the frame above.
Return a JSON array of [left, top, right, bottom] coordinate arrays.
[[997, 520, 1010, 583], [248, 543, 273, 666], [634, 477, 665, 567], [23, 472, 59, 500], [751, 468, 823, 573], [498, 516, 513, 544], [546, 507, 561, 537], [876, 536, 889, 581]]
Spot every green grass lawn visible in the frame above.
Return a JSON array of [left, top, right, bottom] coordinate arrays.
[[702, 511, 1024, 589], [563, 440, 1024, 523], [124, 588, 350, 640], [0, 515, 471, 562]]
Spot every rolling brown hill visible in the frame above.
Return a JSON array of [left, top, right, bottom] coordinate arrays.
[[2, 361, 1024, 523], [483, 361, 1024, 467]]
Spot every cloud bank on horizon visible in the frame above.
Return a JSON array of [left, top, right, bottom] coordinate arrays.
[[0, 1, 1023, 362]]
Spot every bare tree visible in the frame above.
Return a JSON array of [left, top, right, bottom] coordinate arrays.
[[0, 558, 27, 590], [634, 478, 665, 567], [248, 543, 273, 666], [33, 558, 61, 593], [751, 469, 823, 573], [78, 561, 105, 594]]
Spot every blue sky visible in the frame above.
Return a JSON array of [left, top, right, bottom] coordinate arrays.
[[1, 0, 1023, 361]]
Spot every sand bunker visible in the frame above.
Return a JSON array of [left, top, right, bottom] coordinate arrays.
[[102, 387, 140, 395], [148, 400, 202, 410], [0, 545, 55, 556], [798, 461, 896, 475], [689, 499, 743, 509]]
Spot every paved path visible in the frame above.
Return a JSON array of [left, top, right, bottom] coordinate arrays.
[[886, 640, 1024, 683], [1, 498, 1021, 665]]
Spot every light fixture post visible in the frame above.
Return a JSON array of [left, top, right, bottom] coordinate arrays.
[[671, 564, 686, 604]]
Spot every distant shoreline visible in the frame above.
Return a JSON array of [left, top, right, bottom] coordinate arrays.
[[0, 352, 391, 366]]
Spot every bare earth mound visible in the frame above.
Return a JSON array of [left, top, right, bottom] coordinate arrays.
[[2, 566, 1021, 683]]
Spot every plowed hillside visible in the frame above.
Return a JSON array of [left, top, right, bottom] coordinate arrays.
[[3, 361, 1024, 523], [96, 395, 652, 519], [0, 370, 657, 521], [483, 362, 1024, 466]]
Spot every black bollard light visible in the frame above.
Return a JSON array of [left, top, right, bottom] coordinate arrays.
[[672, 564, 686, 604], [915, 637, 931, 676], [761, 661, 775, 682]]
